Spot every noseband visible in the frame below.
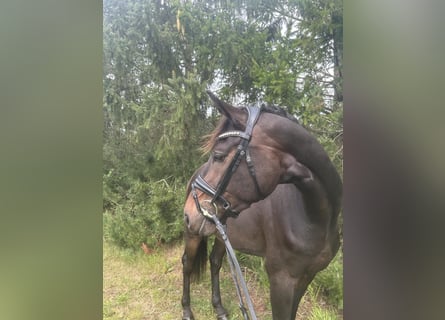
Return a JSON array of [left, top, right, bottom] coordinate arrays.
[[191, 106, 262, 220]]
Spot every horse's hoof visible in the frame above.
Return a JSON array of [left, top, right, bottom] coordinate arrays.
[[182, 314, 195, 320], [216, 314, 229, 320]]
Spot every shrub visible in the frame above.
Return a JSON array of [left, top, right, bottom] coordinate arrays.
[[103, 179, 185, 250]]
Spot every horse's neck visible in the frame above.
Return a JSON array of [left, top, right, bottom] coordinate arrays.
[[281, 120, 342, 218], [265, 117, 342, 224]]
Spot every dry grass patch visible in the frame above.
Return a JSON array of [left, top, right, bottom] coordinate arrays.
[[103, 240, 341, 319]]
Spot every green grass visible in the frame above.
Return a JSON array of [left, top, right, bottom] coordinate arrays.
[[103, 240, 342, 319]]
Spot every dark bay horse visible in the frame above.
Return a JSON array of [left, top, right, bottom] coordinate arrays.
[[182, 92, 342, 320]]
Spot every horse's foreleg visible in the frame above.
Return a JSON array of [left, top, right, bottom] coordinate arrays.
[[210, 238, 229, 320], [181, 252, 194, 320], [267, 269, 312, 320], [181, 234, 203, 320], [268, 271, 297, 320]]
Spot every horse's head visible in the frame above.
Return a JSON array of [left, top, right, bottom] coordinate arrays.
[[184, 91, 321, 236]]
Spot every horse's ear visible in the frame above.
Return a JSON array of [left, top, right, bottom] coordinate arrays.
[[207, 91, 245, 126]]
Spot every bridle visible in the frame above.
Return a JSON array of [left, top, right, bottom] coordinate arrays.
[[191, 106, 262, 220]]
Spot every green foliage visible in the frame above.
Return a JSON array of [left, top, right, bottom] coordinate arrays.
[[103, 179, 185, 250]]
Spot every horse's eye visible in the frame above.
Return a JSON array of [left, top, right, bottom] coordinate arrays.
[[213, 152, 226, 162]]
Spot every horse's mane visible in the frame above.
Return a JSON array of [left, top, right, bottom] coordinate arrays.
[[261, 103, 299, 124], [201, 104, 298, 155]]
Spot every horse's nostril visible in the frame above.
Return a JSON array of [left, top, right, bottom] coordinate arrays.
[[184, 213, 190, 227]]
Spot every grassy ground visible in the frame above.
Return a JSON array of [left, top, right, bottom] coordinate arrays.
[[103, 240, 342, 320]]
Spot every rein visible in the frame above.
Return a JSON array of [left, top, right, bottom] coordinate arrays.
[[202, 204, 258, 320]]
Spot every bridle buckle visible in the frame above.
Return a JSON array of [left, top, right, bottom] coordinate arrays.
[[201, 200, 218, 219]]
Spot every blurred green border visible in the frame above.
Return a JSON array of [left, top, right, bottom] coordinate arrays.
[[0, 1, 102, 320]]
